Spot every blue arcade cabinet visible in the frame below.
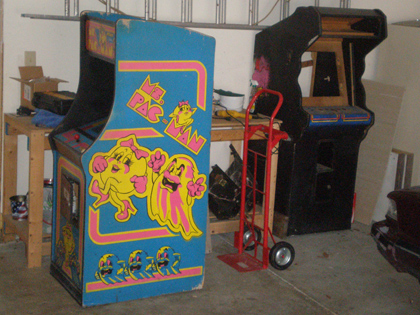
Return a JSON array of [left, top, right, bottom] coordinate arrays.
[[48, 11, 215, 306]]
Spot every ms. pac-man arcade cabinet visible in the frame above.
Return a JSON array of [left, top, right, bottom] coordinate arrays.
[[252, 7, 386, 235], [49, 11, 215, 306]]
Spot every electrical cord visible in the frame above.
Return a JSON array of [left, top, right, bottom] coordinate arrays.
[[214, 103, 247, 127], [255, 0, 281, 25]]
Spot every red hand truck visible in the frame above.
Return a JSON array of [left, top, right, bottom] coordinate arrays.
[[218, 89, 295, 272]]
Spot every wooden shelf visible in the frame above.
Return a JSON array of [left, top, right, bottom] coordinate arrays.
[[208, 206, 264, 234], [3, 214, 28, 242], [323, 30, 375, 37], [2, 114, 53, 267], [321, 17, 375, 37], [3, 214, 52, 256], [209, 116, 280, 235]]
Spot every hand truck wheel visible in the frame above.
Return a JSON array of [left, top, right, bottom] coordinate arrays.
[[269, 241, 295, 270], [243, 226, 262, 251]]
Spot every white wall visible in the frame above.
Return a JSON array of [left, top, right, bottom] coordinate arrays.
[[372, 25, 420, 185], [3, 0, 420, 195]]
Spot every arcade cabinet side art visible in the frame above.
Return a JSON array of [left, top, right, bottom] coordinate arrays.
[[50, 12, 216, 307]]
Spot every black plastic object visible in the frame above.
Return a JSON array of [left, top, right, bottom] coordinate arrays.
[[225, 144, 257, 208], [371, 186, 420, 282], [208, 165, 240, 220], [32, 91, 76, 115], [16, 106, 34, 116]]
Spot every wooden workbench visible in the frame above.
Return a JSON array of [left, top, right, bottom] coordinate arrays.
[[2, 114, 52, 268], [209, 115, 280, 235]]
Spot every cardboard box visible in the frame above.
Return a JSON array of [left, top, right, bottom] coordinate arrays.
[[11, 66, 67, 110]]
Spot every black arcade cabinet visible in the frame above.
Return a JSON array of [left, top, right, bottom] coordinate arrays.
[[252, 7, 387, 235]]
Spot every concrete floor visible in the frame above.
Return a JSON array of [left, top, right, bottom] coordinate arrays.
[[0, 222, 419, 315]]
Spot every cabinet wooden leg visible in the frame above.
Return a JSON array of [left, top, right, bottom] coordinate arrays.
[[2, 134, 18, 242], [26, 131, 45, 268]]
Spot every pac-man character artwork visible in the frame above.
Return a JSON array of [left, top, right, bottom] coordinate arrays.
[[94, 246, 181, 286], [95, 253, 127, 285], [54, 223, 81, 286], [88, 134, 206, 240], [127, 250, 155, 280]]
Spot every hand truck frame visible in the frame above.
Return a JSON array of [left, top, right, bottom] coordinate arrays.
[[218, 89, 295, 272]]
